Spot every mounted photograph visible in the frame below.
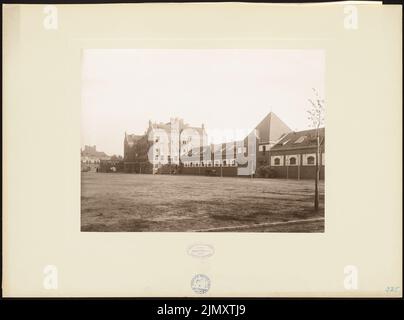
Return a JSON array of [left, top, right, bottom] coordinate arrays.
[[81, 49, 325, 232]]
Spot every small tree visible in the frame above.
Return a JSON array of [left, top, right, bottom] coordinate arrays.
[[307, 88, 325, 211]]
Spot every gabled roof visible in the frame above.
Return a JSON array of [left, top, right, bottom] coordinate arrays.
[[270, 127, 325, 151], [248, 112, 292, 143]]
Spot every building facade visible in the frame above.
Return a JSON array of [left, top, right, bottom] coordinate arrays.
[[81, 145, 110, 172], [265, 128, 325, 180], [123, 113, 325, 179], [124, 117, 207, 173]]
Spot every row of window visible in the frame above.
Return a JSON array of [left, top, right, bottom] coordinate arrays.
[[183, 160, 237, 167], [271, 153, 325, 166], [151, 154, 325, 166]]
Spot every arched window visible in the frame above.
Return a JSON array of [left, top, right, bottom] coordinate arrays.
[[223, 160, 227, 166], [190, 162, 193, 167], [289, 157, 296, 165], [307, 156, 315, 165], [274, 158, 280, 165]]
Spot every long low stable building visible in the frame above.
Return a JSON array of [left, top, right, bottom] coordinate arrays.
[[259, 128, 325, 180]]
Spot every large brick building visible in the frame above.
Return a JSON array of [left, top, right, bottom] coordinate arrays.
[[123, 117, 207, 173]]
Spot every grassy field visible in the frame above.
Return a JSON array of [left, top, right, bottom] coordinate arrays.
[[81, 173, 324, 232]]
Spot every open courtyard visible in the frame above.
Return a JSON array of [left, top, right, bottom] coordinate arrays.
[[81, 173, 324, 232]]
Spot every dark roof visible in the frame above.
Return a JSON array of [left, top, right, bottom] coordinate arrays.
[[250, 112, 292, 144], [270, 127, 325, 151]]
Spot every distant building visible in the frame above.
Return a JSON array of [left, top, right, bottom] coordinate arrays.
[[255, 112, 293, 154], [81, 145, 111, 172]]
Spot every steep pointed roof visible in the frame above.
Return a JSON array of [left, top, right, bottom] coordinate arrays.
[[248, 112, 292, 144]]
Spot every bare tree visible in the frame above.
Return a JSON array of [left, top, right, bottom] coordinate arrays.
[[307, 88, 325, 211]]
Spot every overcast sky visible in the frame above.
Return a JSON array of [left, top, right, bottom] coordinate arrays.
[[81, 49, 325, 156]]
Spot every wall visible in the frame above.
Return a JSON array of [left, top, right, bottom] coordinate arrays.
[[124, 162, 153, 174], [181, 166, 238, 177], [270, 165, 325, 180]]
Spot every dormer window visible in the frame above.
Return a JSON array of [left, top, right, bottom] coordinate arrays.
[[294, 136, 306, 144]]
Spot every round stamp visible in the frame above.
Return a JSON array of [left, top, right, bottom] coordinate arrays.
[[191, 274, 211, 294]]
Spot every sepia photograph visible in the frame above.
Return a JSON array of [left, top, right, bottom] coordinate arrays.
[[3, 2, 401, 299], [81, 49, 325, 232]]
